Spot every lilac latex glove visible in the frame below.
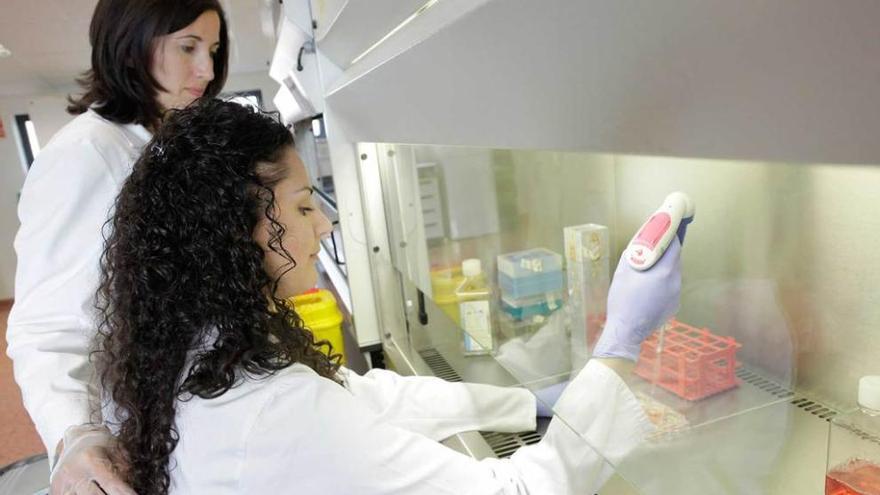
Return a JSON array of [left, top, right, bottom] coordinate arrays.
[[593, 236, 683, 361], [677, 216, 693, 245], [534, 380, 569, 417]]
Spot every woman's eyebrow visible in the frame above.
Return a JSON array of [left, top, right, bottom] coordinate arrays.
[[176, 34, 221, 46], [294, 186, 314, 196]]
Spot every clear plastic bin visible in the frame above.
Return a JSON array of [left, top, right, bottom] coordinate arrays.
[[500, 291, 563, 321], [497, 312, 546, 340], [497, 248, 563, 299]]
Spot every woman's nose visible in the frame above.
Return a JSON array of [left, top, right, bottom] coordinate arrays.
[[316, 211, 333, 240], [197, 53, 215, 81]]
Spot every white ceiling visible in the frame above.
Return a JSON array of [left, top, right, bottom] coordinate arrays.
[[0, 0, 279, 97]]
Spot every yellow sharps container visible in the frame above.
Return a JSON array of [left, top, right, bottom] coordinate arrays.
[[430, 266, 464, 325], [289, 289, 346, 364]]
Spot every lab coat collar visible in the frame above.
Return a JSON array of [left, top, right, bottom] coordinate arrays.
[[122, 121, 152, 144], [85, 107, 152, 148]]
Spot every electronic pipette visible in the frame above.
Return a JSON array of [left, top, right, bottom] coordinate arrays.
[[624, 192, 694, 399], [624, 192, 694, 271]]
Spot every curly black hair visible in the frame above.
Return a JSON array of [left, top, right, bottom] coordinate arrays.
[[95, 99, 341, 495]]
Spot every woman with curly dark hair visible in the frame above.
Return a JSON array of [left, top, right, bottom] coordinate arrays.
[[95, 98, 536, 494], [7, 1, 228, 493], [95, 99, 688, 495], [95, 97, 336, 494]]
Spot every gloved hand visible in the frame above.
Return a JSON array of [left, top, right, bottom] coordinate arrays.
[[534, 380, 569, 417], [677, 216, 693, 245], [50, 424, 137, 495], [593, 236, 684, 361]]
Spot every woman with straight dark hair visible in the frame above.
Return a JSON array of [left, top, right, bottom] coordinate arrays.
[[6, 1, 229, 493], [66, 0, 229, 128]]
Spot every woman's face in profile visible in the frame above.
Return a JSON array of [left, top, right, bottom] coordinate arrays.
[[254, 148, 334, 300], [150, 10, 221, 111]]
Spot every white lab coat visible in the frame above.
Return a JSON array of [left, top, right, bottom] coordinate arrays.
[[6, 109, 152, 459], [7, 108, 652, 492], [4, 109, 544, 464], [168, 359, 650, 494]]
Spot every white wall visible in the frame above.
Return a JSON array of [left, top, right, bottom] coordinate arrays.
[[0, 71, 280, 300], [0, 91, 80, 300], [27, 94, 75, 149], [223, 70, 280, 112], [0, 97, 32, 300]]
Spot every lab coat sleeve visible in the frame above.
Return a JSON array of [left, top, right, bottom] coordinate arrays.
[[6, 138, 119, 459], [338, 367, 536, 441], [239, 360, 651, 494]]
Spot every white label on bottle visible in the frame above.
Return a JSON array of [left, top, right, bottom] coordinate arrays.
[[460, 300, 493, 351]]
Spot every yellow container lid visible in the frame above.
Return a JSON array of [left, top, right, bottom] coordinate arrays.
[[288, 289, 343, 329], [431, 266, 464, 303]]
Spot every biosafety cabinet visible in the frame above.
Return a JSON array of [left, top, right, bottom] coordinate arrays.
[[274, 1, 880, 493]]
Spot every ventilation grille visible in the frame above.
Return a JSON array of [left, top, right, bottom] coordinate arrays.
[[481, 430, 543, 458], [419, 348, 462, 382], [837, 422, 880, 446], [790, 397, 838, 421], [419, 348, 541, 458], [735, 367, 795, 399], [735, 368, 841, 421]]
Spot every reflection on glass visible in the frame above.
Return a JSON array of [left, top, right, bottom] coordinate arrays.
[[364, 142, 880, 493], [373, 142, 800, 383]]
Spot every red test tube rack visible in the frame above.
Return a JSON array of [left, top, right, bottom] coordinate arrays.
[[634, 318, 741, 401]]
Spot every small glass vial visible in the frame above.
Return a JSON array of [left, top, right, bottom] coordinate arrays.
[[826, 376, 880, 495], [455, 259, 494, 356]]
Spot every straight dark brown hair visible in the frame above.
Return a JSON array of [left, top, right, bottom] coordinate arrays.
[[67, 0, 229, 128]]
